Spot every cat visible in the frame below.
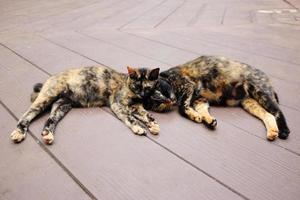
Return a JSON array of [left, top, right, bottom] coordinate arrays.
[[144, 55, 290, 141], [10, 65, 160, 144]]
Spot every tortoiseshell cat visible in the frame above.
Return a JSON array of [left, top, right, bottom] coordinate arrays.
[[10, 65, 160, 144], [144, 56, 290, 141]]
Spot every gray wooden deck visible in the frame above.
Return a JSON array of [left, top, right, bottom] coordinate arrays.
[[1, 0, 300, 199]]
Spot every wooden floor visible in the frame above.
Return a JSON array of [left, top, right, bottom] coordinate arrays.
[[1, 0, 300, 199]]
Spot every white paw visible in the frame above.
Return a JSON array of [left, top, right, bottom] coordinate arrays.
[[42, 130, 54, 145], [10, 129, 26, 143], [132, 125, 146, 135], [267, 128, 279, 141], [148, 123, 160, 135]]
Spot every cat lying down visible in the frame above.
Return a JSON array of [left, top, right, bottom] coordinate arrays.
[[10, 65, 161, 144], [144, 55, 290, 141]]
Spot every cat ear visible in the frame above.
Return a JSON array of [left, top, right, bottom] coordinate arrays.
[[149, 68, 160, 80], [127, 66, 138, 79]]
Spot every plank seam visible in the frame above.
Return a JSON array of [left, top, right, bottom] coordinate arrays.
[[226, 120, 300, 157], [221, 7, 227, 25], [145, 136, 250, 200], [282, 0, 299, 9], [0, 42, 52, 76], [153, 0, 187, 28], [118, 0, 169, 30], [187, 3, 207, 26], [75, 30, 172, 66], [0, 100, 98, 200]]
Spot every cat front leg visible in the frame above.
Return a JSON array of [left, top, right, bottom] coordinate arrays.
[[41, 98, 72, 144], [130, 104, 160, 135], [193, 98, 217, 129], [110, 103, 147, 135], [178, 87, 204, 123]]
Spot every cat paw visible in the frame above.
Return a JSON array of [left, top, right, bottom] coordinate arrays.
[[267, 129, 279, 141], [194, 116, 202, 123], [132, 125, 147, 136], [148, 123, 160, 135], [10, 129, 26, 143], [278, 128, 290, 140], [42, 130, 54, 145], [204, 118, 217, 129]]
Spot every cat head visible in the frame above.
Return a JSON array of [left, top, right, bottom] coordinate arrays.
[[143, 78, 177, 112], [127, 66, 160, 98]]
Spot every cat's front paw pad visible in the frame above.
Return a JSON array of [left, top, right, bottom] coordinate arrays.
[[148, 123, 160, 135], [132, 125, 147, 136], [267, 129, 278, 141], [42, 130, 54, 145], [10, 129, 26, 143]]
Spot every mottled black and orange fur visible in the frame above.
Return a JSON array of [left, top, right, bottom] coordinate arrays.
[[10, 65, 160, 144], [145, 56, 290, 141]]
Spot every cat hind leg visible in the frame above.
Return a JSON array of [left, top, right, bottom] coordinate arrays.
[[241, 98, 279, 141], [42, 98, 72, 145], [11, 93, 57, 143]]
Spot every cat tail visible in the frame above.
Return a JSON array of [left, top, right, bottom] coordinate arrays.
[[30, 83, 43, 102]]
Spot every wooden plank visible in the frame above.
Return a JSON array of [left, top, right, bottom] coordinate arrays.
[[92, 0, 168, 30], [174, 28, 300, 66], [201, 24, 300, 50], [0, 0, 99, 31], [0, 104, 91, 200], [34, 30, 300, 200], [37, 0, 141, 32], [39, 30, 168, 71], [123, 0, 185, 29], [0, 37, 243, 200], [21, 0, 124, 32], [191, 3, 225, 26], [0, 35, 96, 75], [76, 30, 195, 66], [150, 1, 207, 28], [222, 7, 253, 26]]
